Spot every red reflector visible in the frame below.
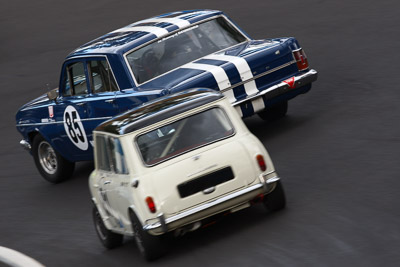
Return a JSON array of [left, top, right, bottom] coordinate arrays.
[[283, 77, 296, 89], [256, 154, 267, 172], [293, 49, 309, 71], [145, 197, 156, 213]]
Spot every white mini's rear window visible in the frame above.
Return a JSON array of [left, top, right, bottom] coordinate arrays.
[[136, 108, 234, 165]]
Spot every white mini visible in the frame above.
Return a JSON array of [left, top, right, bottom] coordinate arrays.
[[89, 89, 286, 261]]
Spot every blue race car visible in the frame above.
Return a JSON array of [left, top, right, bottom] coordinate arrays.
[[16, 9, 318, 183]]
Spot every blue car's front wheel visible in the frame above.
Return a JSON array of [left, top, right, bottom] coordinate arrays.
[[32, 135, 75, 183]]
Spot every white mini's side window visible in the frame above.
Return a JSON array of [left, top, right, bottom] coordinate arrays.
[[109, 137, 129, 175], [96, 135, 111, 172], [95, 134, 128, 174]]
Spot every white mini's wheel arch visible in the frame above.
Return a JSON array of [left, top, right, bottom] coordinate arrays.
[[0, 246, 44, 267]]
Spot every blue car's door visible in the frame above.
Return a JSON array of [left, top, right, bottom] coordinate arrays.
[[83, 58, 122, 146], [54, 60, 94, 161], [54, 56, 164, 161], [114, 89, 150, 114]]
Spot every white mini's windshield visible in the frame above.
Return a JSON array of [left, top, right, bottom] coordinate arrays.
[[126, 17, 247, 84]]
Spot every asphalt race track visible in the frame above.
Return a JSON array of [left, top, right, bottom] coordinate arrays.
[[1, 0, 399, 266]]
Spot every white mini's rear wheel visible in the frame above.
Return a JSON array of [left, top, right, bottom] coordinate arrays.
[[129, 211, 165, 261], [32, 135, 75, 183], [263, 181, 286, 212]]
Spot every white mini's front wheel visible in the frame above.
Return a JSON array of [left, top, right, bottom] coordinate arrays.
[[92, 206, 123, 249]]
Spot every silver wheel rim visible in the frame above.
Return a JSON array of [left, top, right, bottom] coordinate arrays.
[[38, 141, 57, 174]]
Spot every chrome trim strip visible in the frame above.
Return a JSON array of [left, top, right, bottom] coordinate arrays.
[[232, 69, 318, 106], [80, 116, 113, 121], [143, 182, 268, 231], [16, 116, 113, 127], [266, 176, 280, 184], [16, 121, 65, 127], [224, 60, 296, 93]]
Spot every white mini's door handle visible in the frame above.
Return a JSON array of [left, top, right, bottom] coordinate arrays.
[[131, 179, 139, 188], [103, 180, 112, 185]]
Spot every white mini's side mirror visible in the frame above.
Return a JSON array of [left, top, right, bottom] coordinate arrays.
[[47, 88, 59, 101]]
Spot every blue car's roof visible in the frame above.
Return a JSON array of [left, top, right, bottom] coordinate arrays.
[[67, 10, 223, 59]]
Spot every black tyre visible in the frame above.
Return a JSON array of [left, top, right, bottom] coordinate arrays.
[[263, 181, 286, 212], [93, 206, 123, 249], [258, 101, 288, 121], [32, 135, 75, 183], [130, 211, 165, 261]]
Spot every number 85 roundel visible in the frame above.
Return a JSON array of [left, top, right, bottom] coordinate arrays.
[[63, 106, 89, 150]]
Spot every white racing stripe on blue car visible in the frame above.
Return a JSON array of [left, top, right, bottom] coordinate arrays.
[[139, 18, 191, 28], [204, 54, 259, 96], [183, 55, 266, 117], [113, 26, 169, 38], [182, 62, 236, 103]]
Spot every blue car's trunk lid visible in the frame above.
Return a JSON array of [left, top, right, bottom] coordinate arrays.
[[140, 38, 300, 104]]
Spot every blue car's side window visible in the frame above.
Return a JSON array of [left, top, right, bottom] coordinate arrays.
[[88, 60, 118, 94], [63, 61, 88, 96]]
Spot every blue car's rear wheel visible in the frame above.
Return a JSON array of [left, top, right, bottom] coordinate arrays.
[[258, 101, 288, 121], [32, 135, 75, 183]]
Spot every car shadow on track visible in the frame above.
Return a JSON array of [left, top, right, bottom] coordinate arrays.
[[167, 208, 287, 256], [104, 205, 289, 264], [244, 114, 315, 141]]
